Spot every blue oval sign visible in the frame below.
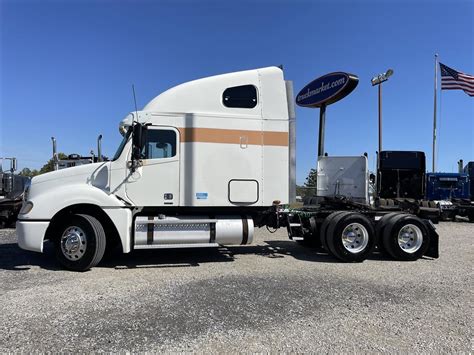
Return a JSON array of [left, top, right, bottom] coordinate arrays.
[[296, 72, 359, 108]]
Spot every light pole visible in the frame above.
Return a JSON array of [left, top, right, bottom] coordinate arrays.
[[371, 69, 394, 162], [371, 69, 393, 196]]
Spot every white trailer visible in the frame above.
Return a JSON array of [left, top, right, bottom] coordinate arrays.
[[17, 67, 438, 271]]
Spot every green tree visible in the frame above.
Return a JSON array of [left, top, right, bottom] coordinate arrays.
[[301, 168, 318, 198], [19, 153, 69, 177], [19, 167, 40, 178], [38, 153, 68, 175], [304, 168, 317, 188], [296, 185, 306, 198]]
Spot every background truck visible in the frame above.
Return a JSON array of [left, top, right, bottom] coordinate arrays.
[[377, 150, 426, 200], [464, 161, 474, 200], [52, 135, 107, 170], [375, 150, 439, 220], [16, 66, 439, 271], [0, 158, 30, 227], [375, 151, 473, 222], [425, 172, 473, 221]]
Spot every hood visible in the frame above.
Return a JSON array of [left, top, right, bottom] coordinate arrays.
[[32, 162, 111, 187]]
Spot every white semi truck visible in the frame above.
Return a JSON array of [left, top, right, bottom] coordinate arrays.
[[17, 67, 439, 271]]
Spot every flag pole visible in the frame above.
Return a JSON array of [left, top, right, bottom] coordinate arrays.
[[432, 53, 438, 173]]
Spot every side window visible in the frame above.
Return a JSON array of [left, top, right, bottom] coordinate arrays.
[[223, 85, 257, 108], [142, 129, 177, 159]]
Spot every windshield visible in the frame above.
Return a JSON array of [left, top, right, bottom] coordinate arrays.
[[113, 128, 132, 161]]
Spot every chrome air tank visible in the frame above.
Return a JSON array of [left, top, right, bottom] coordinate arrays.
[[215, 215, 254, 245], [134, 215, 254, 249]]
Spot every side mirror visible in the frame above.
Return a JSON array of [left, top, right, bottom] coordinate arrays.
[[132, 123, 145, 161], [132, 124, 145, 159]]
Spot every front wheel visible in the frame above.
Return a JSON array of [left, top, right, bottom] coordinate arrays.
[[54, 214, 106, 271]]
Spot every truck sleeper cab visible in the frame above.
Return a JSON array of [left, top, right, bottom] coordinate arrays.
[[17, 67, 439, 271]]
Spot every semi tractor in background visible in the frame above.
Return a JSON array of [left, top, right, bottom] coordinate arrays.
[[0, 134, 106, 228], [375, 151, 473, 222], [375, 151, 439, 220], [377, 151, 426, 200], [464, 161, 474, 200], [426, 172, 473, 221], [16, 67, 439, 271], [51, 135, 107, 170], [0, 158, 30, 227]]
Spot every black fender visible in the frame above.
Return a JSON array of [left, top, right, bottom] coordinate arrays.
[[423, 219, 439, 258]]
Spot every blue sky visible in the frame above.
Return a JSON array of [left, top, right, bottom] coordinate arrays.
[[1, 0, 473, 183]]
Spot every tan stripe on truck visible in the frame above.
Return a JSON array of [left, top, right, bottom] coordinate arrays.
[[177, 127, 288, 147]]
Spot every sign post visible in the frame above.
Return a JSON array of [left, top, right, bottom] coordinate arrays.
[[296, 72, 359, 157], [318, 104, 326, 157]]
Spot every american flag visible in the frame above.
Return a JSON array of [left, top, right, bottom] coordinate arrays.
[[439, 63, 474, 97]]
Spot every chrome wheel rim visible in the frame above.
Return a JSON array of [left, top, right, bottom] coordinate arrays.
[[398, 224, 423, 253], [341, 223, 369, 253], [61, 226, 87, 261]]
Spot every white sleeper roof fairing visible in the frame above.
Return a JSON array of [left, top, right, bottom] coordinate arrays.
[[143, 66, 288, 119]]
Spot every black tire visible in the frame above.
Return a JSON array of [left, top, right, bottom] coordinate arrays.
[[375, 212, 408, 252], [382, 215, 430, 261], [54, 214, 106, 271], [319, 211, 349, 252], [326, 213, 376, 262]]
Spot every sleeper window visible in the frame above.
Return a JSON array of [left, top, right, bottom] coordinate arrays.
[[142, 129, 177, 159], [223, 85, 257, 108]]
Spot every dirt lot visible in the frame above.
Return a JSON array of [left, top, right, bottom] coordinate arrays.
[[0, 222, 472, 352]]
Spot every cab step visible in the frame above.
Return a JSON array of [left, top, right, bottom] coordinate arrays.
[[134, 243, 220, 250]]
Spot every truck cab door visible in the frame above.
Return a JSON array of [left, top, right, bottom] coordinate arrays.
[[125, 126, 179, 206]]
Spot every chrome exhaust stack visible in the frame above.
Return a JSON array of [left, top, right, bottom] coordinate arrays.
[[97, 134, 103, 162], [51, 137, 58, 171]]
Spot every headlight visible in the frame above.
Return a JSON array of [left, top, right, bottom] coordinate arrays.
[[20, 201, 34, 215]]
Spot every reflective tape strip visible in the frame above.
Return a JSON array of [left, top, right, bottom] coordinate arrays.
[[178, 127, 288, 147]]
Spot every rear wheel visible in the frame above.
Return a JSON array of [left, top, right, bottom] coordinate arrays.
[[375, 212, 408, 253], [319, 211, 350, 252], [382, 215, 430, 261], [326, 213, 376, 262], [54, 214, 106, 271]]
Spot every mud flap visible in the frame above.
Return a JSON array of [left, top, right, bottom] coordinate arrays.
[[423, 220, 439, 258]]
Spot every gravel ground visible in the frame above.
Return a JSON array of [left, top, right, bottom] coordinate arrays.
[[0, 222, 472, 353]]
